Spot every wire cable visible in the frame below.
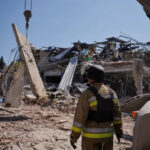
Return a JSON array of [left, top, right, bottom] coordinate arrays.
[[30, 0, 32, 11], [24, 0, 26, 10]]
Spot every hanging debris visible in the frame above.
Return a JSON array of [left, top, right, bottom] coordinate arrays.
[[24, 10, 32, 29], [23, 0, 32, 39], [137, 0, 150, 19]]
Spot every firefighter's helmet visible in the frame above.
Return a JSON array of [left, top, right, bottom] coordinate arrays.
[[87, 65, 104, 82]]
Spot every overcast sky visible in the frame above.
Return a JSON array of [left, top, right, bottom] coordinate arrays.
[[0, 0, 150, 64]]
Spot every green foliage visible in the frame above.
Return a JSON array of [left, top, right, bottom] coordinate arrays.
[[14, 61, 22, 71], [0, 56, 6, 71]]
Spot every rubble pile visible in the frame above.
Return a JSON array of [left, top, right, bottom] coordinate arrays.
[[0, 105, 134, 150], [0, 25, 150, 107], [32, 36, 150, 100]]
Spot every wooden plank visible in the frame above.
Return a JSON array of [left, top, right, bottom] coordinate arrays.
[[12, 24, 47, 101], [5, 64, 24, 107]]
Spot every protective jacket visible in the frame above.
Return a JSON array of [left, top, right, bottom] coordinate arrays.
[[70, 82, 122, 148]]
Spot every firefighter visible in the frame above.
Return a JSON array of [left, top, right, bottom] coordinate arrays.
[[70, 64, 123, 150]]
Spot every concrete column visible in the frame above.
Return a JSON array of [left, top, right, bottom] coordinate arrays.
[[133, 59, 144, 95]]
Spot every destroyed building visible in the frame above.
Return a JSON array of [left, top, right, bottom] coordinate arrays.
[[0, 24, 150, 150], [28, 34, 150, 100], [1, 25, 150, 106]]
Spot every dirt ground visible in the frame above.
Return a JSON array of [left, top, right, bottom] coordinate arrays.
[[0, 103, 134, 150]]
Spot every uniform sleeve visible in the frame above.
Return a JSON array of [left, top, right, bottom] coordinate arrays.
[[70, 92, 89, 142], [112, 90, 123, 135]]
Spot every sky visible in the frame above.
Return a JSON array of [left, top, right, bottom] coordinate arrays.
[[0, 0, 150, 64]]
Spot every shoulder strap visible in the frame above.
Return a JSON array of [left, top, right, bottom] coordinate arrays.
[[88, 86, 113, 100], [88, 86, 102, 100], [108, 87, 114, 99]]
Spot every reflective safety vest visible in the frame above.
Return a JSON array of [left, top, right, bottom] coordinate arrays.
[[87, 86, 114, 123]]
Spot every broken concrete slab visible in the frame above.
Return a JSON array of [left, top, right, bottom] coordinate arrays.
[[101, 61, 134, 73], [133, 101, 150, 150], [0, 61, 14, 96], [121, 93, 150, 112], [5, 64, 24, 107], [102, 59, 144, 95], [12, 24, 48, 101]]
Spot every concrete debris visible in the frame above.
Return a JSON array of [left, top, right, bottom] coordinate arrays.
[[121, 93, 150, 112], [31, 36, 150, 101], [5, 63, 24, 107], [0, 106, 15, 114], [0, 61, 14, 97], [59, 120, 68, 123], [59, 125, 71, 131], [25, 94, 37, 102], [0, 26, 150, 105], [0, 105, 134, 150]]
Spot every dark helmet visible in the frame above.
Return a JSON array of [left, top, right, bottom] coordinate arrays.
[[87, 64, 104, 82]]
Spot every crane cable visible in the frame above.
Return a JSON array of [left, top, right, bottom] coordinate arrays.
[[24, 0, 32, 39], [24, 0, 32, 11]]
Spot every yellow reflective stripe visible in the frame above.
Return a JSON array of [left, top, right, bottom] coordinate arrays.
[[90, 100, 97, 107], [83, 132, 113, 139], [114, 120, 122, 124], [113, 99, 118, 104], [72, 126, 82, 133]]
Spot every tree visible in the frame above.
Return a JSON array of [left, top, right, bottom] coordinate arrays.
[[0, 56, 6, 72]]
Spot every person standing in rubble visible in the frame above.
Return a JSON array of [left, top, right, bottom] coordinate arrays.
[[70, 64, 123, 150]]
